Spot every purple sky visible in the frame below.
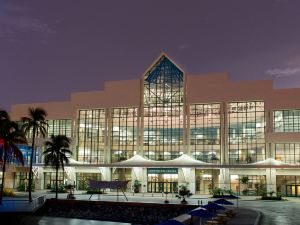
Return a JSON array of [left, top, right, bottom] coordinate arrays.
[[1, 0, 300, 111]]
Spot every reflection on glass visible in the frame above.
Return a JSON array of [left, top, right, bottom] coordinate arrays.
[[77, 109, 105, 163], [273, 110, 300, 132], [111, 108, 138, 162], [228, 101, 265, 164], [190, 104, 221, 163]]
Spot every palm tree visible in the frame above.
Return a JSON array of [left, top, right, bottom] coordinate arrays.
[[21, 107, 47, 202], [44, 135, 72, 199], [0, 110, 27, 204]]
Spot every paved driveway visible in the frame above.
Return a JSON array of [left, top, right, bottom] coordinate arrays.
[[238, 200, 300, 225]]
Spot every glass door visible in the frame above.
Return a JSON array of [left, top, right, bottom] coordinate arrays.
[[147, 174, 178, 193], [286, 185, 300, 196]]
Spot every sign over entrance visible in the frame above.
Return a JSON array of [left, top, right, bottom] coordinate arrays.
[[147, 168, 178, 174]]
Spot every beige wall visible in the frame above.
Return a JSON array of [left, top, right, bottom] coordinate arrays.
[[10, 73, 300, 120], [11, 101, 73, 121]]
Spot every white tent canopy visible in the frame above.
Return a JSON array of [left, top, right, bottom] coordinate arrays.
[[159, 154, 210, 167], [113, 154, 158, 167], [112, 153, 210, 167], [250, 158, 288, 166], [68, 158, 87, 165]]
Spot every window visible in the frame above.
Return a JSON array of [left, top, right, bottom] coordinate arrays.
[[47, 119, 72, 137], [77, 109, 106, 163], [111, 108, 138, 162], [228, 101, 265, 164], [76, 173, 101, 190], [275, 143, 300, 164], [189, 104, 221, 163], [143, 55, 184, 160], [274, 110, 300, 132]]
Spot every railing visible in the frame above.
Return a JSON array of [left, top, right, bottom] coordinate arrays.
[[0, 195, 46, 212]]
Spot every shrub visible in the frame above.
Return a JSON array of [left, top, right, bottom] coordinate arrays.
[[259, 188, 268, 198], [210, 188, 236, 197], [276, 192, 283, 198], [132, 180, 141, 193], [210, 188, 223, 197], [259, 189, 282, 200], [176, 184, 192, 203], [269, 191, 275, 197], [223, 189, 234, 195], [261, 196, 282, 200], [3, 188, 16, 197], [50, 183, 67, 193], [17, 183, 35, 192], [242, 189, 249, 195]]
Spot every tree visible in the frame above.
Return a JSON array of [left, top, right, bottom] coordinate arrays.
[[21, 107, 47, 202], [44, 135, 72, 199], [0, 110, 27, 204]]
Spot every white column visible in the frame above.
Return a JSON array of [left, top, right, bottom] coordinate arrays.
[[102, 167, 111, 181], [266, 168, 276, 193], [220, 168, 230, 190], [179, 168, 196, 194], [189, 168, 196, 194], [37, 167, 44, 190], [141, 168, 148, 193]]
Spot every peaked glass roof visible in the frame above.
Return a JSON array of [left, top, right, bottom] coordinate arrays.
[[144, 55, 183, 84]]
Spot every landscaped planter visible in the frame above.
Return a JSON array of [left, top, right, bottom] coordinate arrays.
[[260, 196, 283, 200]]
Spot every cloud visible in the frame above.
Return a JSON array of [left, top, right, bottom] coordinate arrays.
[[0, 2, 53, 40], [178, 44, 190, 51], [265, 67, 300, 78]]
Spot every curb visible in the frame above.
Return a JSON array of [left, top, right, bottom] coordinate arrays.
[[254, 209, 262, 225]]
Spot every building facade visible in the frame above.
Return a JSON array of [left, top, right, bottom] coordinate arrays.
[[3, 54, 300, 196]]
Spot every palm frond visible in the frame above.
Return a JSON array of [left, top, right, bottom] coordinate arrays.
[[43, 134, 70, 170]]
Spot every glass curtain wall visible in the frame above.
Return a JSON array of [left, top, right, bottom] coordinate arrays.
[[13, 172, 29, 190], [111, 108, 138, 162], [230, 175, 266, 195], [275, 143, 300, 164], [277, 176, 300, 196], [47, 119, 72, 137], [44, 172, 66, 189], [143, 55, 184, 160], [77, 109, 106, 163], [195, 169, 220, 194], [189, 104, 221, 163], [17, 119, 72, 138], [274, 110, 300, 132], [228, 101, 265, 164]]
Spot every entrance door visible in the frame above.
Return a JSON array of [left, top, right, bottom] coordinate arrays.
[[286, 185, 300, 196], [147, 174, 178, 193]]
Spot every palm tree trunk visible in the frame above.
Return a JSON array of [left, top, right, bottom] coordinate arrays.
[[0, 150, 7, 205], [28, 127, 36, 202], [56, 163, 59, 199]]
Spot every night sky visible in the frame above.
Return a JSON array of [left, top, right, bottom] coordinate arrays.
[[1, 0, 300, 111]]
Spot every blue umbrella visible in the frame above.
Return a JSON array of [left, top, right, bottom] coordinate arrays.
[[222, 194, 240, 208], [155, 219, 185, 225], [223, 194, 239, 199], [202, 202, 226, 211], [187, 209, 215, 225], [188, 208, 215, 218], [213, 198, 234, 205]]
